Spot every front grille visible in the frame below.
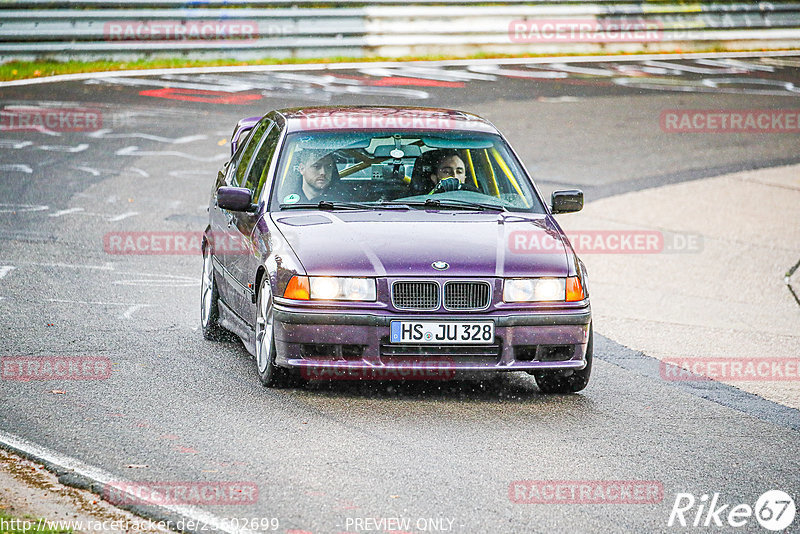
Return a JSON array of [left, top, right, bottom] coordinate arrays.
[[392, 281, 439, 310], [380, 336, 502, 361], [380, 343, 502, 358], [444, 281, 491, 310]]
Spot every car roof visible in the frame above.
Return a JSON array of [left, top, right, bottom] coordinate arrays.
[[273, 106, 500, 135]]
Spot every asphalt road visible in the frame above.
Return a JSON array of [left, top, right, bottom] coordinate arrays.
[[1, 54, 799, 534]]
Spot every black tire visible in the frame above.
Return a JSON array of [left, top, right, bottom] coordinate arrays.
[[533, 324, 593, 394], [255, 277, 296, 388], [201, 244, 225, 341]]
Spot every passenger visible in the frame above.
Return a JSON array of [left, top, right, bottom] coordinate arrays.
[[408, 149, 442, 196], [295, 150, 338, 202]]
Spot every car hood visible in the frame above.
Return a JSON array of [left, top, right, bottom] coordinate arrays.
[[271, 210, 571, 278]]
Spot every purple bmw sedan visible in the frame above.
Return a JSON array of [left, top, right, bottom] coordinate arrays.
[[202, 106, 592, 393]]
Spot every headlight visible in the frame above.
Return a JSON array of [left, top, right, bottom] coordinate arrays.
[[311, 277, 340, 300], [341, 277, 374, 301], [297, 276, 376, 301], [503, 278, 566, 302]]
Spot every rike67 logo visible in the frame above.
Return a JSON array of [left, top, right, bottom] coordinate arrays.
[[668, 490, 796, 531]]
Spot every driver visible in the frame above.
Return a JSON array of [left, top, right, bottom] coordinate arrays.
[[296, 150, 337, 202], [428, 149, 478, 194]]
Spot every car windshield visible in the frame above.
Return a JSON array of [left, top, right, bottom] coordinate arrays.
[[268, 130, 545, 213]]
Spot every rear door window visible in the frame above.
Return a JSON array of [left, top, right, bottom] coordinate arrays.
[[233, 119, 272, 186], [243, 124, 282, 201]]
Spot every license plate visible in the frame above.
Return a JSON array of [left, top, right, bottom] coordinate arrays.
[[390, 321, 495, 344]]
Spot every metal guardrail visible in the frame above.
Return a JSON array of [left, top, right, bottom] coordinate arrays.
[[11, 0, 792, 4], [2, 0, 800, 5], [1, 2, 799, 61]]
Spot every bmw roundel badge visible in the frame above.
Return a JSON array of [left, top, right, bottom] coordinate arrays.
[[432, 261, 449, 271]]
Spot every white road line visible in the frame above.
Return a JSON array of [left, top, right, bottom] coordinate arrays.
[[34, 128, 62, 137], [107, 211, 139, 222], [359, 65, 495, 81], [113, 279, 198, 287], [47, 298, 148, 307], [119, 304, 147, 319], [10, 127, 62, 137], [48, 207, 84, 218], [90, 75, 256, 93], [0, 430, 256, 534], [643, 59, 744, 74], [29, 265, 199, 281], [762, 57, 800, 67], [695, 58, 776, 72], [468, 64, 567, 78], [38, 143, 89, 153], [0, 164, 33, 173], [533, 63, 616, 76], [0, 204, 49, 214], [87, 129, 207, 144], [168, 170, 208, 178], [34, 262, 115, 271], [47, 298, 150, 320], [116, 146, 227, 162], [114, 271, 194, 279], [537, 96, 582, 102], [29, 265, 197, 285], [60, 211, 121, 219], [0, 266, 16, 279], [0, 140, 33, 149], [67, 167, 149, 179], [74, 166, 101, 176], [127, 167, 149, 177]]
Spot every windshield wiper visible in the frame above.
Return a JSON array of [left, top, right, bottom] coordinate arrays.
[[390, 198, 507, 211], [280, 200, 408, 211]]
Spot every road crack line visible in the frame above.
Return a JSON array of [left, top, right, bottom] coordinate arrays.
[[785, 257, 800, 308]]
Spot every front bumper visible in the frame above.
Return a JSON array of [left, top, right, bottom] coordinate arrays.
[[272, 303, 591, 375]]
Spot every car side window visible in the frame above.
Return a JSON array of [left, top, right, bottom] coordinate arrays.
[[243, 124, 282, 201], [224, 130, 252, 183], [233, 120, 272, 187]]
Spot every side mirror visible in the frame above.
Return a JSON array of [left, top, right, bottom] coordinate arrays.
[[551, 189, 583, 214], [217, 186, 256, 212]]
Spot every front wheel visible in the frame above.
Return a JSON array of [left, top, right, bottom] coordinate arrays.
[[255, 278, 295, 388], [201, 245, 224, 341], [533, 324, 593, 394]]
